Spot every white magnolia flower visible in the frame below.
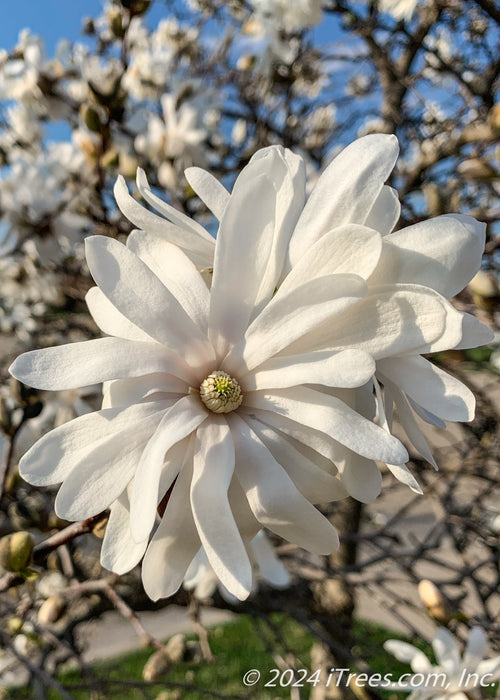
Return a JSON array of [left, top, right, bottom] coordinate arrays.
[[11, 142, 418, 601], [378, 0, 419, 21], [384, 626, 500, 699], [113, 134, 491, 502], [134, 93, 207, 188], [250, 0, 323, 33], [183, 531, 291, 602]]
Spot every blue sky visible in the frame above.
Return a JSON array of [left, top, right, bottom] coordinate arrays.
[[0, 1, 106, 53]]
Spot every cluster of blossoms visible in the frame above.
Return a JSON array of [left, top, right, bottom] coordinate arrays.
[[11, 133, 492, 600], [384, 626, 500, 699]]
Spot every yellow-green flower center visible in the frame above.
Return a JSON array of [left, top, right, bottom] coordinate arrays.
[[199, 371, 243, 414]]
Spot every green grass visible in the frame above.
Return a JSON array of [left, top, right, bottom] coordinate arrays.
[[8, 615, 498, 700]]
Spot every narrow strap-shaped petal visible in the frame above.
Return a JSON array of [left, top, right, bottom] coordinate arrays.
[[244, 416, 347, 503], [279, 224, 382, 296], [432, 628, 461, 676], [224, 274, 366, 374], [384, 640, 433, 673], [10, 337, 195, 389], [463, 627, 489, 673], [103, 373, 188, 408], [244, 386, 409, 465], [242, 349, 375, 391], [365, 185, 400, 235], [370, 214, 486, 298], [127, 231, 210, 334], [209, 173, 276, 359], [85, 236, 214, 366], [101, 489, 148, 575], [287, 134, 399, 268], [184, 166, 230, 221], [335, 446, 382, 503], [385, 380, 437, 467], [283, 284, 449, 360], [86, 286, 153, 342], [18, 401, 169, 486], [142, 449, 202, 601], [54, 408, 165, 521], [229, 414, 340, 554], [136, 169, 215, 243], [191, 417, 252, 600], [130, 396, 208, 543], [114, 174, 214, 268], [249, 532, 291, 588], [377, 356, 475, 422]]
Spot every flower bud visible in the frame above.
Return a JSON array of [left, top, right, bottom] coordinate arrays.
[[7, 617, 23, 635], [100, 149, 120, 169], [142, 649, 170, 682], [80, 104, 102, 133], [418, 580, 451, 624], [0, 532, 34, 572], [120, 0, 151, 16], [38, 595, 66, 625]]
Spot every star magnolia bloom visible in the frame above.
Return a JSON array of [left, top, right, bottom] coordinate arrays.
[[11, 140, 419, 601], [384, 626, 500, 699], [112, 134, 491, 503], [183, 531, 291, 602]]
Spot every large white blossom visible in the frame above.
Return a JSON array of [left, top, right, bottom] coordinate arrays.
[[384, 626, 500, 699], [10, 140, 427, 602], [113, 134, 491, 502]]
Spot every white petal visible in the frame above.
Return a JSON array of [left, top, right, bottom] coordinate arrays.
[[244, 387, 409, 465], [184, 166, 230, 221], [54, 408, 165, 520], [250, 147, 307, 313], [209, 173, 277, 359], [336, 447, 382, 503], [224, 274, 366, 373], [384, 379, 437, 467], [19, 401, 168, 487], [101, 490, 148, 575], [246, 410, 341, 464], [191, 417, 253, 600], [385, 462, 423, 494], [130, 396, 207, 542], [142, 449, 202, 601], [127, 231, 210, 333], [230, 414, 340, 554], [476, 656, 500, 681], [250, 531, 291, 588], [365, 185, 400, 235], [285, 284, 449, 360], [244, 417, 348, 503], [454, 312, 494, 350], [287, 134, 399, 267], [114, 174, 214, 267], [370, 214, 486, 298], [377, 356, 475, 422], [86, 287, 153, 342], [136, 168, 215, 243], [432, 628, 461, 675], [279, 225, 382, 296], [463, 627, 489, 673], [10, 337, 195, 390], [85, 236, 214, 366], [384, 641, 433, 673], [242, 349, 375, 391], [104, 373, 188, 407]]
